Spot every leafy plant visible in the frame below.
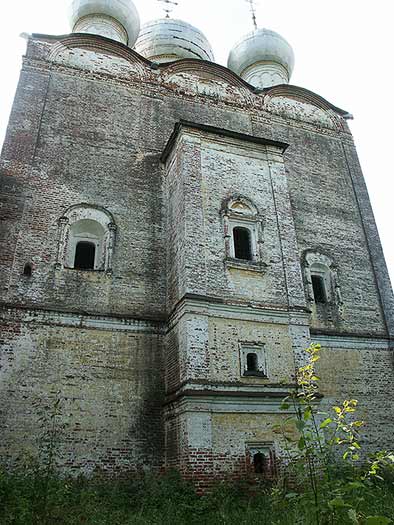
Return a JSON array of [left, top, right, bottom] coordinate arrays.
[[277, 343, 394, 525], [31, 390, 68, 524], [1, 348, 393, 524]]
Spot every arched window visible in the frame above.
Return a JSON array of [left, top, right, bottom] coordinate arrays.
[[221, 196, 264, 269], [253, 452, 266, 474], [67, 218, 105, 270], [56, 204, 117, 273], [247, 444, 276, 479], [233, 227, 252, 260], [311, 274, 326, 303], [23, 263, 32, 277], [74, 241, 96, 270]]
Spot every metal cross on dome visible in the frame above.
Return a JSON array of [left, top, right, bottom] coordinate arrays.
[[245, 0, 258, 30], [158, 0, 179, 18]]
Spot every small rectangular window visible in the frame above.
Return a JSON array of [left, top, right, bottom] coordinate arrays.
[[311, 274, 326, 303], [246, 443, 277, 479], [240, 343, 267, 377]]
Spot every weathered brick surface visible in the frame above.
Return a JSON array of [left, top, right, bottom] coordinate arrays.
[[0, 33, 393, 479], [284, 128, 388, 335], [0, 307, 164, 473], [315, 339, 394, 451], [164, 405, 297, 490]]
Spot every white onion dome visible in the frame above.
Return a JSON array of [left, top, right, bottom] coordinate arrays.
[[69, 0, 141, 47], [134, 18, 214, 63], [227, 28, 295, 89]]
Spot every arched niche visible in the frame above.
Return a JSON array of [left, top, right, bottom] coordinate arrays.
[[56, 204, 117, 272], [303, 251, 342, 306], [221, 196, 264, 267]]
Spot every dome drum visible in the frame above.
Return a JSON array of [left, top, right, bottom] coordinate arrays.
[[69, 0, 140, 47], [242, 61, 290, 89], [134, 19, 214, 63], [228, 28, 295, 89], [72, 14, 129, 44]]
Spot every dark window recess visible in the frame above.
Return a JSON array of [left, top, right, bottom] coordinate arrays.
[[233, 227, 252, 260], [253, 452, 266, 474], [74, 241, 96, 270], [246, 353, 258, 372], [311, 275, 327, 303], [23, 263, 32, 277]]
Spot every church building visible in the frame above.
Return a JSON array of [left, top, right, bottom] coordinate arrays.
[[0, 0, 393, 488]]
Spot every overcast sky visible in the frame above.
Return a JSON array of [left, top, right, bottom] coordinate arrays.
[[0, 0, 393, 286]]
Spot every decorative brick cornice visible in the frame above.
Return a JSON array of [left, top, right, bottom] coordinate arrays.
[[161, 120, 289, 163]]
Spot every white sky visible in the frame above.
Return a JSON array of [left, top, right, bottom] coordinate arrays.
[[0, 0, 393, 286]]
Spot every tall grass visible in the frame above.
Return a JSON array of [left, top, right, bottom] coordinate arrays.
[[0, 469, 393, 525]]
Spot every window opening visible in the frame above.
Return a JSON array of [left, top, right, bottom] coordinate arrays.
[[246, 353, 258, 372], [233, 227, 252, 260], [311, 275, 327, 303], [23, 263, 32, 277], [74, 241, 95, 270], [253, 452, 266, 474]]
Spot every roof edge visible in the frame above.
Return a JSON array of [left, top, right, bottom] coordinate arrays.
[[27, 33, 352, 117], [263, 84, 351, 117]]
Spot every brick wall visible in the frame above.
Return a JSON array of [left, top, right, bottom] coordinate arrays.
[[0, 33, 393, 479], [0, 307, 164, 474]]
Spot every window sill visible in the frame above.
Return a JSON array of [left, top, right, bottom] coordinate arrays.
[[55, 265, 111, 274], [63, 267, 104, 272], [225, 258, 267, 273], [242, 371, 268, 378], [309, 299, 335, 307]]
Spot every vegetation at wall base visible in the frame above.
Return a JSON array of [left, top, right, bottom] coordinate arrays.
[[0, 469, 394, 525], [1, 345, 393, 525], [271, 343, 394, 525]]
